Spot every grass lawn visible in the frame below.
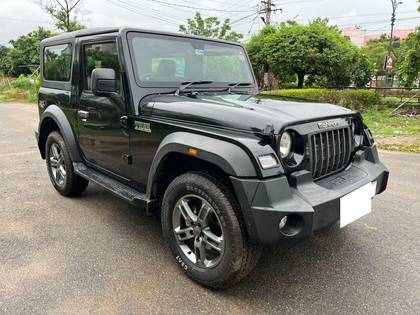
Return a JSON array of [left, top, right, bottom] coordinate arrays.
[[363, 109, 420, 153]]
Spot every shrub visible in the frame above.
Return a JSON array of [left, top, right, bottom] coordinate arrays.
[[261, 88, 382, 112], [279, 82, 299, 89], [12, 74, 35, 92]]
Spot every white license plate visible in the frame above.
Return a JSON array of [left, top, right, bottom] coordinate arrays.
[[340, 182, 376, 228]]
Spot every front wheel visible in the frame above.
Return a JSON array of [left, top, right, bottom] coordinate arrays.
[[45, 131, 88, 197], [161, 172, 262, 289]]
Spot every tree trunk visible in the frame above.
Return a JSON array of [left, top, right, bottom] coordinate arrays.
[[297, 73, 305, 89]]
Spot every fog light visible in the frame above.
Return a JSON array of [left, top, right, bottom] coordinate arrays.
[[279, 216, 288, 230]]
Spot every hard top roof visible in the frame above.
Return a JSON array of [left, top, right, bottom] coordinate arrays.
[[40, 27, 242, 46]]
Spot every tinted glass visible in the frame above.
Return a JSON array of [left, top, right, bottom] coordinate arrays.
[[43, 44, 72, 81], [130, 34, 254, 85], [83, 42, 121, 91]]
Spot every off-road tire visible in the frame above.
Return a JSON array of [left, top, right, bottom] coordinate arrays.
[[161, 171, 262, 289], [45, 131, 88, 196]]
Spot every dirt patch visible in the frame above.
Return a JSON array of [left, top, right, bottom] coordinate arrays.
[[377, 135, 419, 146]]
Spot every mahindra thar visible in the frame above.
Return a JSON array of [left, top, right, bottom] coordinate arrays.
[[36, 27, 389, 288]]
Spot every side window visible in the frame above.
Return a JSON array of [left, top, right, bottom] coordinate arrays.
[[44, 44, 72, 81], [83, 42, 121, 92]]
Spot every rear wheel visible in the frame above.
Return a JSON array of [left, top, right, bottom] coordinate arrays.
[[161, 172, 262, 289], [45, 131, 88, 196]]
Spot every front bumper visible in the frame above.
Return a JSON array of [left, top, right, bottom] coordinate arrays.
[[231, 145, 389, 245]]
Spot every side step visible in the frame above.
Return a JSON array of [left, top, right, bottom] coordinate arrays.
[[73, 162, 153, 212]]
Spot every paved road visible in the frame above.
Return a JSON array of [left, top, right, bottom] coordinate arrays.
[[0, 102, 419, 315]]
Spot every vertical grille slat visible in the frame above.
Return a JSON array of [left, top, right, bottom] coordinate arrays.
[[319, 133, 325, 176], [309, 126, 352, 180], [326, 131, 332, 174], [331, 130, 337, 171], [311, 135, 319, 179]]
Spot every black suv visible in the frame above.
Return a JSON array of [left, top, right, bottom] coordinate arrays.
[[36, 27, 388, 288]]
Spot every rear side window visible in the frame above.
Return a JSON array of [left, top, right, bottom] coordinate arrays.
[[43, 44, 72, 81]]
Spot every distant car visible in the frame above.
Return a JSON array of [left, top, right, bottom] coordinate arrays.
[[36, 27, 389, 288]]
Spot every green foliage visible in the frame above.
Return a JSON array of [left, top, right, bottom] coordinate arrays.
[[12, 74, 35, 91], [0, 45, 9, 74], [245, 25, 275, 82], [36, 0, 85, 32], [362, 35, 389, 76], [395, 30, 420, 87], [0, 73, 39, 103], [2, 27, 54, 76], [179, 12, 243, 42], [353, 52, 374, 88], [261, 88, 382, 111], [248, 19, 364, 88], [363, 109, 420, 153]]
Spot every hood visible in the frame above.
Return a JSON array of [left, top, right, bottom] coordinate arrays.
[[149, 94, 354, 134]]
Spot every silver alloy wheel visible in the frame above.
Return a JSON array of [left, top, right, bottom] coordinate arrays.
[[49, 142, 66, 187], [172, 194, 225, 268]]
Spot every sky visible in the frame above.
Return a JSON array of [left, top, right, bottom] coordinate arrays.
[[0, 0, 419, 46]]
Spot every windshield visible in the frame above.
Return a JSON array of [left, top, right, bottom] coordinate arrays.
[[128, 32, 254, 88]]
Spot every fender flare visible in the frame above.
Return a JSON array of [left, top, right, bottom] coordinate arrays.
[[146, 132, 258, 197], [38, 105, 83, 161]]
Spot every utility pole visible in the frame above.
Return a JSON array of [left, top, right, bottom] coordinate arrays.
[[260, 0, 282, 26], [386, 0, 402, 86], [260, 1, 282, 90]]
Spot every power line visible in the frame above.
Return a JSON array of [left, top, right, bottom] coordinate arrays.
[[117, 0, 186, 22], [295, 10, 418, 23], [104, 0, 182, 26], [336, 16, 420, 28], [231, 12, 261, 25], [144, 0, 257, 13], [260, 0, 282, 25], [0, 16, 51, 24]]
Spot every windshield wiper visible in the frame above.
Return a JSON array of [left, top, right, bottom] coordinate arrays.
[[227, 82, 253, 93], [174, 81, 214, 96]]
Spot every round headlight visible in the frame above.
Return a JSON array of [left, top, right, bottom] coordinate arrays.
[[279, 131, 292, 158]]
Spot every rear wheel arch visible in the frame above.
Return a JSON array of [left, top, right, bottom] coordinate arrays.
[[38, 105, 82, 162], [38, 117, 59, 159]]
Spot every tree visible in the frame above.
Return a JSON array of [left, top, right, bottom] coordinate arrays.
[[0, 45, 9, 74], [362, 35, 390, 76], [36, 0, 85, 32], [179, 12, 243, 42], [256, 19, 359, 88], [352, 52, 374, 88], [3, 27, 54, 76], [245, 25, 275, 84], [395, 30, 420, 87]]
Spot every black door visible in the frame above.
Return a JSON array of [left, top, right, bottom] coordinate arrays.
[[77, 40, 132, 178]]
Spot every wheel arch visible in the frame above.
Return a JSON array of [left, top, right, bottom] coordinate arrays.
[[38, 105, 82, 161], [146, 132, 258, 201]]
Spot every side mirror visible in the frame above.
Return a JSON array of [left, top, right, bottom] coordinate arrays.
[[91, 68, 117, 96]]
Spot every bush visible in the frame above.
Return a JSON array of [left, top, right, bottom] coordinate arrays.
[[261, 88, 382, 111], [0, 75, 38, 102], [278, 82, 299, 89], [11, 74, 35, 92]]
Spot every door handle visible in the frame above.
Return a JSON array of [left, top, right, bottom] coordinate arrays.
[[120, 115, 128, 127], [77, 110, 89, 120]]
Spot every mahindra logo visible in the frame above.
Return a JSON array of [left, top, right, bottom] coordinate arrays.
[[318, 121, 339, 130]]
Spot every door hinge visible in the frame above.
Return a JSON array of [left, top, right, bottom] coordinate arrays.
[[122, 154, 133, 165]]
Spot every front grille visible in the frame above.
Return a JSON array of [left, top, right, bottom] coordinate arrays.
[[309, 127, 353, 179]]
